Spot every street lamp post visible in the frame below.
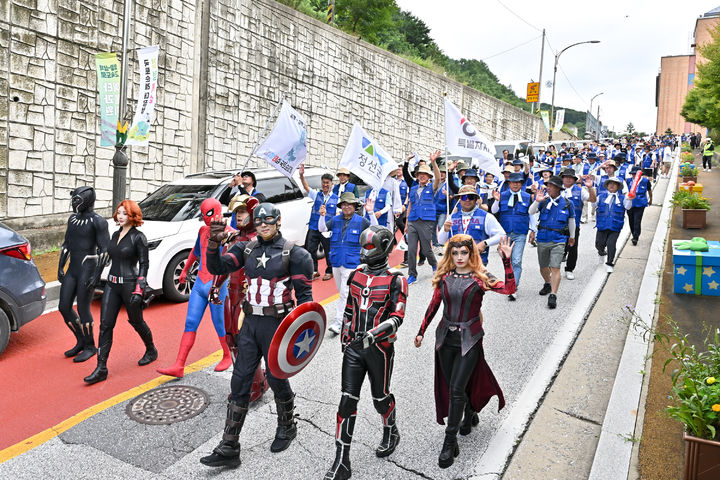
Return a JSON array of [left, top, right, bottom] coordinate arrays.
[[548, 40, 600, 142], [589, 92, 604, 140]]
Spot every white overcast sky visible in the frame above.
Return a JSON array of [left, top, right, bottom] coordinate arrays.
[[395, 0, 719, 134]]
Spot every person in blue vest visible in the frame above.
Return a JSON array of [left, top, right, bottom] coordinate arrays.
[[594, 177, 633, 273], [333, 167, 359, 198], [363, 186, 393, 228], [439, 185, 505, 266], [392, 168, 410, 266], [478, 172, 498, 205], [498, 165, 514, 193], [298, 164, 337, 281], [406, 152, 442, 285], [433, 165, 450, 247], [318, 192, 374, 334], [491, 172, 532, 300], [614, 153, 632, 180], [559, 169, 596, 280], [583, 152, 602, 178], [625, 166, 652, 246], [640, 145, 657, 179], [554, 155, 572, 175], [528, 175, 576, 309]]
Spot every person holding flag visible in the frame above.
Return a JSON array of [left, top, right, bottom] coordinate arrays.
[[298, 164, 337, 281], [363, 186, 393, 228]]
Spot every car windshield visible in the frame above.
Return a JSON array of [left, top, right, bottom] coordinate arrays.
[[139, 184, 220, 222]]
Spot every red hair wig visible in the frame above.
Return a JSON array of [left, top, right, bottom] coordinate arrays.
[[113, 199, 144, 227]]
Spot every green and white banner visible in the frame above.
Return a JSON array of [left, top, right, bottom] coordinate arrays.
[[540, 111, 551, 133], [127, 45, 159, 146], [94, 52, 120, 146]]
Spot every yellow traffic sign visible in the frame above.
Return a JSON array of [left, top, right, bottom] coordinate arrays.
[[526, 82, 540, 103]]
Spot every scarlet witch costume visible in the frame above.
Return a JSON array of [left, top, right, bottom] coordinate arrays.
[[418, 248, 515, 467]]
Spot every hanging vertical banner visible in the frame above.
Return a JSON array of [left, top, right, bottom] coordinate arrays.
[[94, 52, 121, 146], [255, 100, 308, 178], [540, 111, 551, 133], [554, 109, 565, 132], [126, 45, 159, 146]]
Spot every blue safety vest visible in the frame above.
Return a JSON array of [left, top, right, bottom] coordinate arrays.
[[627, 176, 649, 208], [596, 193, 626, 232], [583, 162, 600, 176], [564, 185, 583, 221], [449, 208, 490, 263], [537, 196, 571, 243], [309, 191, 338, 231], [364, 188, 389, 227], [408, 183, 436, 221], [434, 184, 448, 215], [329, 214, 363, 269], [498, 189, 531, 235], [332, 182, 356, 197], [399, 180, 408, 204], [642, 153, 654, 169]]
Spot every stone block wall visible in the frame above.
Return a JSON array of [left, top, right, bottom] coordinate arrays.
[[0, 0, 543, 227]]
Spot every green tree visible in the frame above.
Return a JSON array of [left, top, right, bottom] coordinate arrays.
[[334, 0, 397, 43], [665, 128, 674, 135], [682, 23, 720, 143]]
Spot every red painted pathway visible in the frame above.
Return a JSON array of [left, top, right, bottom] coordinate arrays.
[[0, 251, 405, 451]]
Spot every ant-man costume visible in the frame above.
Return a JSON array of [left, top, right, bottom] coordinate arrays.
[[325, 225, 408, 480]]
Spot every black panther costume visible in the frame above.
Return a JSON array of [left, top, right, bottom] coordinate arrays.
[[325, 225, 408, 480], [200, 203, 314, 469], [58, 186, 109, 363], [84, 225, 157, 384]]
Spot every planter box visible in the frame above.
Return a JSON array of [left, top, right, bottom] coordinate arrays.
[[684, 433, 720, 480], [672, 240, 720, 296], [680, 183, 704, 194], [683, 176, 699, 183], [682, 209, 708, 229]]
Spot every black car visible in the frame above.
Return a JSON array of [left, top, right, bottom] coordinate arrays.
[[0, 222, 46, 355]]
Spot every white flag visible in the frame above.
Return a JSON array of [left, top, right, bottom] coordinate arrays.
[[256, 100, 307, 178], [444, 99, 501, 178], [126, 45, 159, 146], [339, 123, 398, 191], [554, 109, 565, 132]]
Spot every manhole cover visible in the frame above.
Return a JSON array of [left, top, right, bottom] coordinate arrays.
[[126, 385, 210, 425]]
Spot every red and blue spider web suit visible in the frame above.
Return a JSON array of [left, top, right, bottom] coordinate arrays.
[[325, 226, 408, 480], [157, 198, 232, 377]]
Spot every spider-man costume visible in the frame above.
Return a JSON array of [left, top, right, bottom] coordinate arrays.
[[325, 226, 408, 480], [157, 198, 232, 378]]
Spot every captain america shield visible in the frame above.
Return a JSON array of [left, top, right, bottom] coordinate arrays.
[[267, 302, 327, 379]]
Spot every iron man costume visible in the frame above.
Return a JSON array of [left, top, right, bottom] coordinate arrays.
[[325, 226, 408, 480]]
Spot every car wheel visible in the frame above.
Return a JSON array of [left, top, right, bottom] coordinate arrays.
[[0, 309, 11, 356], [162, 251, 198, 303]]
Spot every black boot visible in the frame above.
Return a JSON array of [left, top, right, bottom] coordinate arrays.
[[459, 404, 479, 436], [130, 319, 158, 366], [84, 340, 110, 384], [438, 433, 459, 469], [63, 318, 83, 357], [74, 322, 97, 363], [324, 414, 354, 480], [271, 395, 297, 453], [376, 407, 400, 457], [200, 401, 248, 468]]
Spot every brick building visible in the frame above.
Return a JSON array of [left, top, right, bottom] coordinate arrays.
[[656, 6, 719, 135]]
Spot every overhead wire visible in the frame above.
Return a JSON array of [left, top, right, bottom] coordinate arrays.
[[480, 34, 542, 62], [494, 0, 542, 32], [544, 37, 588, 107]]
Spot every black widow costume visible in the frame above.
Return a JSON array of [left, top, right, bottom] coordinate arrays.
[[325, 225, 408, 480], [58, 186, 109, 363], [85, 202, 157, 384], [418, 236, 515, 468]]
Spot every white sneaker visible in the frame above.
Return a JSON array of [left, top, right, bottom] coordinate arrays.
[[606, 265, 614, 273], [565, 271, 575, 280], [328, 324, 340, 335]]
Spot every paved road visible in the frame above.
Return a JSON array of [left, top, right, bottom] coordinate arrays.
[[0, 212, 625, 479]]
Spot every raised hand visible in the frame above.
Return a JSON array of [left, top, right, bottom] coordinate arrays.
[[298, 164, 305, 176], [535, 187, 546, 203], [319, 205, 326, 216], [208, 215, 227, 247], [497, 235, 515, 259], [492, 190, 501, 201], [430, 150, 442, 162], [414, 335, 423, 348]]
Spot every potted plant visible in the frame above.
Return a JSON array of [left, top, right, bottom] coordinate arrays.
[[680, 163, 699, 183], [681, 151, 695, 163], [626, 310, 720, 480], [671, 190, 711, 229]]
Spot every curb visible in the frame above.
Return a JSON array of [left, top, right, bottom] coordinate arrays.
[[587, 154, 678, 479]]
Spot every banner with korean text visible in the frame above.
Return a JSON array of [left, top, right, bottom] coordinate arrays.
[[126, 45, 159, 146], [339, 123, 398, 192], [94, 52, 120, 146], [553, 109, 565, 132], [444, 99, 501, 178], [256, 100, 308, 178], [540, 111, 551, 133]]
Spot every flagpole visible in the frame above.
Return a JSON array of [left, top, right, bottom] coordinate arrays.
[[443, 92, 450, 217], [239, 96, 284, 173]]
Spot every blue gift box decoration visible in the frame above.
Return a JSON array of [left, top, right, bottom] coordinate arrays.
[[672, 240, 720, 296]]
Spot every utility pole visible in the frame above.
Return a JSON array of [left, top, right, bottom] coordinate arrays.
[[532, 28, 545, 115], [596, 104, 601, 141], [112, 0, 132, 208], [326, 0, 335, 25]]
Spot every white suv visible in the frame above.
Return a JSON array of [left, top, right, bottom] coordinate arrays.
[[104, 167, 328, 302]]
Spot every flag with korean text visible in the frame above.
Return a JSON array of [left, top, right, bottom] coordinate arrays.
[[339, 123, 398, 191], [256, 100, 307, 178], [444, 99, 501, 178]]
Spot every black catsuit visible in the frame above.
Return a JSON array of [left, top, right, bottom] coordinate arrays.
[[97, 227, 154, 365], [58, 188, 110, 360]]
